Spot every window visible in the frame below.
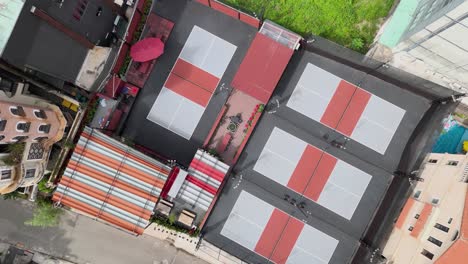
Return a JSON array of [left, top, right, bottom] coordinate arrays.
[[408, 226, 414, 231], [0, 120, 6, 131], [435, 223, 450, 232], [428, 236, 443, 247], [16, 122, 31, 132], [24, 169, 35, 179], [448, 218, 453, 224], [10, 106, 25, 117], [38, 124, 51, 134], [1, 170, 11, 180], [415, 214, 420, 219], [34, 136, 48, 142], [428, 159, 438, 164], [414, 190, 422, 199], [432, 198, 440, 205], [12, 135, 28, 142], [421, 249, 434, 260], [33, 109, 47, 119], [447, 160, 459, 166]]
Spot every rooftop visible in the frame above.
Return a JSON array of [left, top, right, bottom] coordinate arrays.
[[204, 44, 456, 263], [52, 127, 172, 234], [122, 0, 258, 166], [104, 0, 456, 262], [382, 152, 468, 264], [1, 0, 117, 87]]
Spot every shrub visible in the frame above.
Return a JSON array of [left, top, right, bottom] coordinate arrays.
[[350, 37, 364, 51], [1, 143, 25, 166], [84, 100, 99, 124], [168, 213, 176, 225], [151, 215, 199, 237], [37, 176, 54, 194], [1, 191, 27, 200]]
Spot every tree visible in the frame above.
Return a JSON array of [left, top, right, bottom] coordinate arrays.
[[24, 199, 62, 228], [2, 143, 25, 165]]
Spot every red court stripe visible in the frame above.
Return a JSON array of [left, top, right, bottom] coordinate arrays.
[[254, 209, 289, 258], [270, 217, 304, 264], [303, 153, 337, 201], [172, 59, 219, 93], [287, 145, 323, 193], [190, 158, 225, 182], [185, 175, 217, 195], [336, 88, 371, 136], [320, 80, 356, 129], [165, 73, 211, 107]]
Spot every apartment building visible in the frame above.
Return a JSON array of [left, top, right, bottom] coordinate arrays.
[[0, 83, 67, 195], [382, 152, 468, 263], [373, 0, 468, 93]]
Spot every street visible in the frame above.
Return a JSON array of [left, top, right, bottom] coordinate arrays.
[[0, 199, 208, 264]]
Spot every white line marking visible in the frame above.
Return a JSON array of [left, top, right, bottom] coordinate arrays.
[[167, 98, 184, 128]]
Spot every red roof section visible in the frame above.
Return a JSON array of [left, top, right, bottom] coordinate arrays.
[[395, 198, 415, 229], [231, 33, 294, 103], [436, 190, 468, 264], [411, 203, 432, 238]]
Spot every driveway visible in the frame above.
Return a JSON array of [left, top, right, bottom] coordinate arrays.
[[0, 199, 207, 264]]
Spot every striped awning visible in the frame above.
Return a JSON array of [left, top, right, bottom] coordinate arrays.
[[52, 127, 171, 234], [177, 149, 229, 211]]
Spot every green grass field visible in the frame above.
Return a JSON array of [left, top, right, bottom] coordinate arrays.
[[221, 0, 395, 53]]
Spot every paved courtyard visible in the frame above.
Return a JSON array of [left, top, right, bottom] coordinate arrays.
[[0, 199, 207, 264]]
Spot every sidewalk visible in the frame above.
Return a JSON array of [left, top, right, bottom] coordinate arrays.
[[144, 223, 246, 264]]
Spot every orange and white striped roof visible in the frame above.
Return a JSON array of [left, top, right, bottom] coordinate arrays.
[[52, 127, 171, 234]]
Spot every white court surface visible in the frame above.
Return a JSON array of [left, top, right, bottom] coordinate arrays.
[[221, 191, 274, 250], [147, 88, 204, 139], [179, 26, 237, 78], [147, 26, 237, 139], [221, 191, 339, 264], [317, 160, 372, 219], [287, 63, 342, 122], [350, 95, 406, 154], [254, 127, 372, 220], [286, 63, 406, 154], [253, 128, 306, 186]]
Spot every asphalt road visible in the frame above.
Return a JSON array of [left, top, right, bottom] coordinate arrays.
[[0, 199, 207, 264]]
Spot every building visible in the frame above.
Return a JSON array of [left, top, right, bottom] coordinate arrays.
[[373, 0, 468, 93], [382, 152, 468, 263], [0, 82, 67, 195], [0, 0, 127, 92], [52, 127, 172, 234], [116, 1, 457, 262]]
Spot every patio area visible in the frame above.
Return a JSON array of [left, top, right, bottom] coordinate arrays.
[[125, 13, 175, 88], [207, 89, 263, 165]]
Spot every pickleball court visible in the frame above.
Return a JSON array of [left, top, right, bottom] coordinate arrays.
[[147, 26, 237, 139]]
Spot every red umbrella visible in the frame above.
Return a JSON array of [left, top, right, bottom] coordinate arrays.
[[130, 37, 164, 62]]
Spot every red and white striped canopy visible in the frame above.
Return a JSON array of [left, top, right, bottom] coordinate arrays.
[[177, 149, 229, 211]]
